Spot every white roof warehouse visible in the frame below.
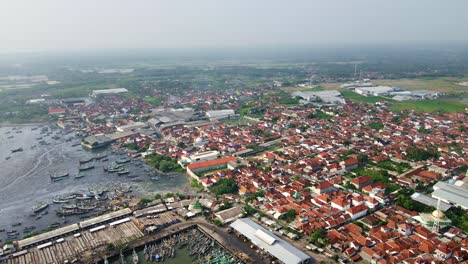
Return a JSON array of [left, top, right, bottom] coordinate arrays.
[[91, 88, 129, 97], [230, 218, 312, 264]]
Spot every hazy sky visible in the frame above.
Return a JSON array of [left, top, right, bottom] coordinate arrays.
[[1, 0, 467, 53]]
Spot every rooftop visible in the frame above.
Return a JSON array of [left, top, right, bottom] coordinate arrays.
[[17, 224, 80, 249], [230, 218, 311, 264]]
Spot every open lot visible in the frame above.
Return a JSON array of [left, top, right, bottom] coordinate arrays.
[[374, 77, 468, 95], [389, 99, 467, 113]]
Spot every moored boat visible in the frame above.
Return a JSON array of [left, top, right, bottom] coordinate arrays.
[[11, 147, 23, 153], [32, 203, 49, 213], [50, 172, 69, 181], [79, 164, 95, 171]]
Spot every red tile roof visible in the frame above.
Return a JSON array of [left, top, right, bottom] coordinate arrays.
[[187, 157, 236, 170]]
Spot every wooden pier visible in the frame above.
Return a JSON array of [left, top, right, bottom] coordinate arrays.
[[7, 219, 144, 264]]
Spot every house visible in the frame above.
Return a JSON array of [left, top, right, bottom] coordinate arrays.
[[346, 204, 368, 220], [187, 157, 236, 173], [311, 180, 335, 194], [360, 247, 384, 264], [341, 158, 359, 171], [351, 175, 373, 189], [331, 197, 351, 211], [214, 206, 245, 224], [48, 107, 66, 115], [201, 178, 214, 187]]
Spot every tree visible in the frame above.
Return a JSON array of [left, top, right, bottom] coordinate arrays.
[[279, 209, 297, 223], [406, 147, 439, 161], [309, 228, 327, 244], [209, 178, 238, 195], [243, 205, 257, 216]]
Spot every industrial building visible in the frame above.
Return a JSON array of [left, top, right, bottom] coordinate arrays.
[[81, 135, 113, 149], [179, 150, 220, 166], [292, 90, 345, 104], [91, 88, 128, 97], [431, 181, 468, 209], [206, 109, 236, 121], [116, 121, 147, 132], [230, 218, 312, 264], [355, 86, 395, 97]]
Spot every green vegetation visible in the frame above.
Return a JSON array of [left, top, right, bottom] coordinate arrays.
[[278, 96, 300, 105], [190, 179, 204, 190], [243, 205, 258, 216], [278, 209, 297, 223], [245, 189, 264, 202], [445, 207, 468, 232], [238, 105, 265, 118], [395, 189, 434, 212], [221, 116, 256, 125], [339, 89, 392, 103], [373, 160, 411, 173], [209, 178, 238, 195], [368, 122, 384, 130], [309, 228, 329, 247], [0, 103, 48, 123], [354, 167, 399, 193], [307, 110, 333, 119], [145, 153, 184, 173], [389, 99, 466, 113], [405, 147, 439, 161], [138, 198, 153, 206], [374, 77, 468, 95], [143, 96, 162, 106], [213, 219, 223, 227]]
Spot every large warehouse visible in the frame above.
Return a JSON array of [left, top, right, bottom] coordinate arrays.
[[230, 218, 312, 264]]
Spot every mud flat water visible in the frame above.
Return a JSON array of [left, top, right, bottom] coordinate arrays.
[[0, 125, 188, 242]]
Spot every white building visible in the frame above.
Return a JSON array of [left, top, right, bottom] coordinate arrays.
[[355, 86, 394, 97], [432, 181, 468, 209], [91, 88, 129, 97], [116, 122, 147, 132], [230, 218, 312, 264], [292, 90, 345, 104], [206, 109, 236, 120]]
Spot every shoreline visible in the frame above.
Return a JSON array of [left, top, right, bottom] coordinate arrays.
[[0, 122, 48, 127]]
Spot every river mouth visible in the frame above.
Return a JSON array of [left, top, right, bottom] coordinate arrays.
[[0, 125, 188, 242]]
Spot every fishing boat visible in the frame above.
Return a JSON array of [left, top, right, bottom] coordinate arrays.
[[79, 157, 94, 164], [116, 157, 131, 164], [95, 154, 107, 160], [62, 204, 77, 210], [79, 164, 95, 171], [77, 204, 96, 211], [32, 203, 49, 213], [7, 135, 14, 139], [50, 172, 69, 181], [11, 147, 23, 153], [53, 198, 69, 203], [117, 169, 130, 175], [74, 173, 86, 179], [5, 156, 11, 160]]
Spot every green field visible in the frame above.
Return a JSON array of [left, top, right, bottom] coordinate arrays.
[[339, 89, 393, 103], [221, 116, 257, 125], [374, 77, 468, 95], [389, 99, 467, 113], [281, 85, 325, 92]]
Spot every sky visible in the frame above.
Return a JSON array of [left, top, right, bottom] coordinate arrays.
[[1, 0, 468, 53]]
